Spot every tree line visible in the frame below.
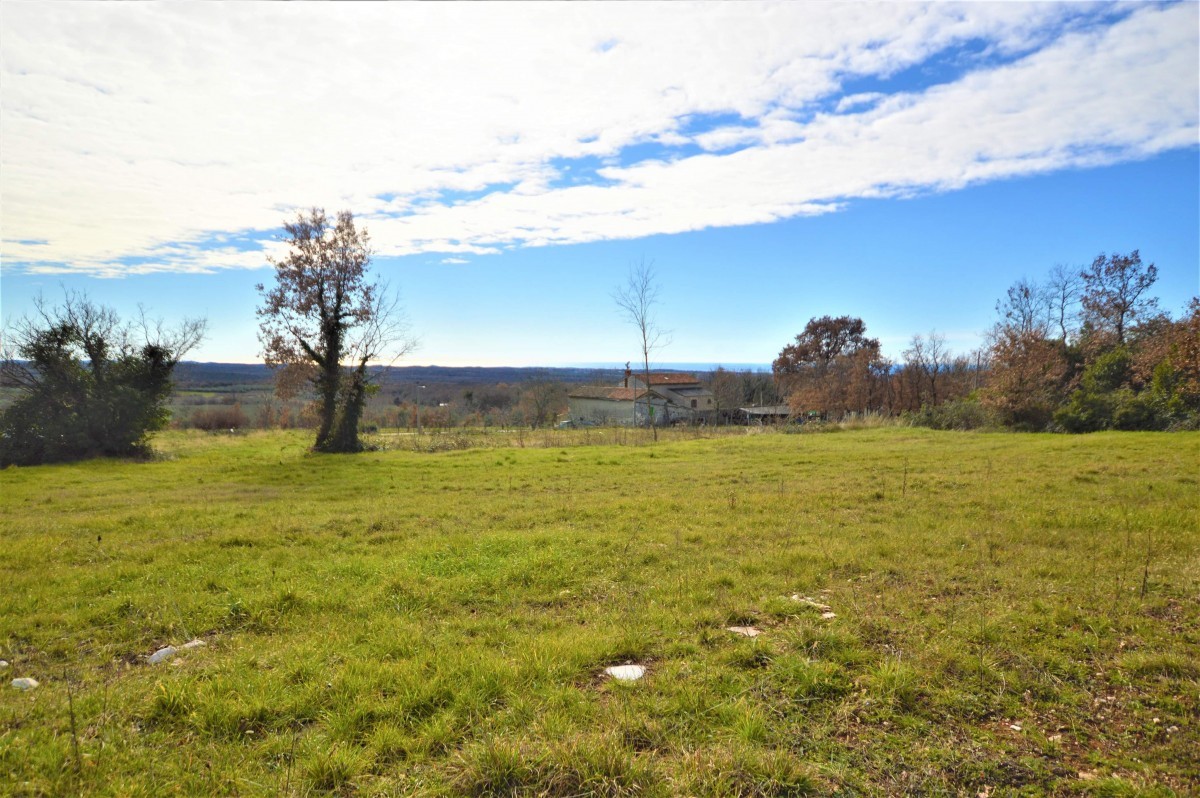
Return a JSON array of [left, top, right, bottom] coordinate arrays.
[[773, 251, 1198, 431]]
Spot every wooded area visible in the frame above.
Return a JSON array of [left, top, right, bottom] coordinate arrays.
[[774, 251, 1198, 431]]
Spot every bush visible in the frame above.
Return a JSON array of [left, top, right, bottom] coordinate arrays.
[[1054, 348, 1175, 432], [907, 398, 999, 431], [1054, 389, 1116, 433], [0, 294, 203, 466], [1111, 390, 1162, 431], [1084, 347, 1132, 393]]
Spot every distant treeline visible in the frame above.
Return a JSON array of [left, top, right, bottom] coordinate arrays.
[[172, 365, 777, 432], [173, 363, 631, 390], [169, 250, 1197, 434]]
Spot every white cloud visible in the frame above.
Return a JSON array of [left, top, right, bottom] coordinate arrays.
[[0, 2, 1195, 276], [835, 93, 885, 113], [440, 257, 469, 265]]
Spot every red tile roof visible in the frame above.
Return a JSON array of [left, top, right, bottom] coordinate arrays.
[[567, 386, 648, 401]]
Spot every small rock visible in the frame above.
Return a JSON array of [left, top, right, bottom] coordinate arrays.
[[1078, 771, 1098, 781], [0, 660, 8, 669], [790, 595, 832, 611], [179, 639, 206, 650], [727, 626, 761, 638], [11, 677, 39, 690], [1010, 724, 1022, 732], [1048, 734, 1063, 742], [147, 646, 177, 665], [604, 664, 645, 681], [821, 611, 837, 620]]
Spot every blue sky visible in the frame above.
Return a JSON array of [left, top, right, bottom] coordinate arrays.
[[2, 2, 1197, 368]]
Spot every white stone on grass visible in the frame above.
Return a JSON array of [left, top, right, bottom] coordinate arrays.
[[821, 611, 837, 620], [791, 595, 833, 612], [11, 677, 39, 690], [147, 646, 177, 665], [147, 639, 206, 665], [604, 664, 645, 681], [0, 660, 8, 669], [727, 626, 761, 638]]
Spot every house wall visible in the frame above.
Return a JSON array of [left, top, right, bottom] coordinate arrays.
[[658, 387, 715, 414], [568, 395, 681, 425], [637, 395, 675, 426], [567, 397, 635, 424]]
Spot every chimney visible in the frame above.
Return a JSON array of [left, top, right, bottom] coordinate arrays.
[[624, 366, 631, 388]]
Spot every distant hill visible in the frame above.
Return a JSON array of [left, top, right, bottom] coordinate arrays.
[[172, 362, 641, 390]]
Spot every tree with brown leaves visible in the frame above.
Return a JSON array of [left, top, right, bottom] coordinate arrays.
[[1080, 250, 1158, 347], [257, 209, 413, 453], [982, 325, 1070, 429], [774, 315, 885, 418]]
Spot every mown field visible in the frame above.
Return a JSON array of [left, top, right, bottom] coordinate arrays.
[[1, 428, 1196, 796]]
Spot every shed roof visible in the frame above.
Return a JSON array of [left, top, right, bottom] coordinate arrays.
[[739, 405, 793, 416]]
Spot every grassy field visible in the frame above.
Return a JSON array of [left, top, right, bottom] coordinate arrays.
[[1, 428, 1196, 796]]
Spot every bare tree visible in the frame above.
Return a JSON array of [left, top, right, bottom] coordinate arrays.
[[904, 331, 950, 407], [1046, 264, 1082, 343], [995, 278, 1049, 338], [518, 375, 566, 428], [257, 208, 415, 453], [707, 367, 744, 421], [612, 259, 670, 439]]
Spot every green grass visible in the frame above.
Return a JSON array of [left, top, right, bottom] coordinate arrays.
[[1, 428, 1197, 796]]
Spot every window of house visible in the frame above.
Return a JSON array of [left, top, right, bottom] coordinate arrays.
[[691, 399, 697, 408]]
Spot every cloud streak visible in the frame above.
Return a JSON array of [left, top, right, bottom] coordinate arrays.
[[1, 2, 1195, 276]]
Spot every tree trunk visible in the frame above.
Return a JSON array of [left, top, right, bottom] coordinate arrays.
[[327, 367, 367, 453], [313, 360, 341, 451], [312, 321, 343, 451]]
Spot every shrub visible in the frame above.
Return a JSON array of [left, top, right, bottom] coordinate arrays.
[[907, 397, 999, 431], [1054, 388, 1117, 433], [1055, 347, 1174, 432], [0, 295, 204, 466]]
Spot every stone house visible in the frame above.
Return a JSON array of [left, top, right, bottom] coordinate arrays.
[[566, 369, 715, 426]]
